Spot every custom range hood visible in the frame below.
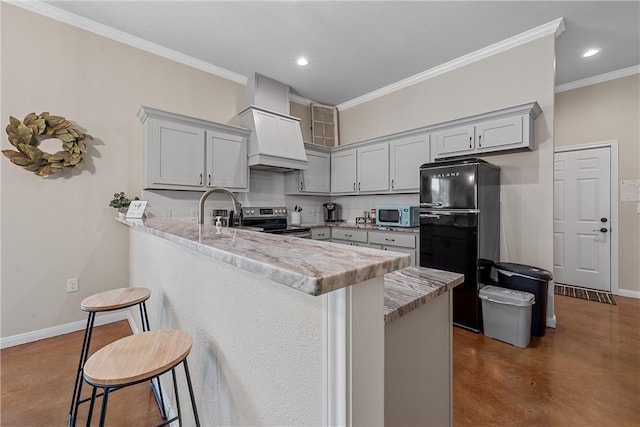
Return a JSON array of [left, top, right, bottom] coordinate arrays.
[[238, 73, 307, 172]]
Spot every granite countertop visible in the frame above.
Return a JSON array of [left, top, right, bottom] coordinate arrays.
[[305, 222, 420, 233], [118, 217, 410, 297], [383, 267, 464, 324]]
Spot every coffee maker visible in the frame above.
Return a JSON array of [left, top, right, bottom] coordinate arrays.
[[323, 202, 341, 222]]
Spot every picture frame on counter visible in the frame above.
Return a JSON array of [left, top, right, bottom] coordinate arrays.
[[126, 200, 148, 218]]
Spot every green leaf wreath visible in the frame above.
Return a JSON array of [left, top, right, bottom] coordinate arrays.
[[3, 112, 92, 177]]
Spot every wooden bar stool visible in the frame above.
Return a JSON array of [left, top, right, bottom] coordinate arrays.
[[68, 287, 164, 426], [83, 329, 200, 427]]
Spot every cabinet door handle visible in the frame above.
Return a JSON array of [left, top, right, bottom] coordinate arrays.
[[200, 174, 203, 185], [300, 181, 304, 191], [478, 135, 482, 148], [469, 136, 472, 149], [353, 182, 356, 191], [318, 233, 325, 237], [391, 179, 395, 189], [208, 174, 211, 186], [358, 182, 361, 191], [345, 234, 352, 238], [385, 238, 395, 242]]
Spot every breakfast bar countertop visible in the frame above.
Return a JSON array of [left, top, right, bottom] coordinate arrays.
[[383, 266, 464, 324], [118, 217, 410, 297]]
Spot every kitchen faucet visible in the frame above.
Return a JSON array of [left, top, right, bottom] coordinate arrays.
[[198, 187, 242, 225]]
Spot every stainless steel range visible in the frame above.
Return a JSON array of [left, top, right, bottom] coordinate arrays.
[[241, 207, 311, 238]]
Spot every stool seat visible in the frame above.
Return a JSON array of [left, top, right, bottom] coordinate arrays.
[[81, 287, 151, 312], [69, 287, 162, 427], [84, 330, 192, 387]]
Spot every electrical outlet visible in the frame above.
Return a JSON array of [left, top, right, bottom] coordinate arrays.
[[66, 278, 79, 293]]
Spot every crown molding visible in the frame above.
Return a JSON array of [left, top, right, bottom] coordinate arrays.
[[555, 65, 640, 93], [290, 93, 313, 106], [7, 0, 247, 85], [337, 17, 565, 111]]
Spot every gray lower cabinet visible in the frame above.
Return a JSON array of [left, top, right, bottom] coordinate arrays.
[[330, 228, 419, 266], [311, 227, 331, 241], [331, 228, 368, 244], [368, 231, 418, 266]]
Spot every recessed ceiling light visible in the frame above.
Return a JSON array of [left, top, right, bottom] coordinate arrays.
[[296, 57, 309, 66], [582, 48, 600, 58]]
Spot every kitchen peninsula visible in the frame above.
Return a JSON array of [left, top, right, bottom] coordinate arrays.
[[120, 217, 461, 426]]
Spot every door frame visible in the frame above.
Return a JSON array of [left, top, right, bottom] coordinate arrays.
[[554, 140, 619, 295]]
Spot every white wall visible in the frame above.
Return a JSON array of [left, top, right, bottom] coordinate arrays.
[[555, 74, 640, 293], [0, 4, 244, 338], [338, 36, 557, 271]]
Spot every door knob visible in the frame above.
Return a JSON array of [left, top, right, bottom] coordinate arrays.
[[593, 228, 608, 233], [600, 217, 608, 223]]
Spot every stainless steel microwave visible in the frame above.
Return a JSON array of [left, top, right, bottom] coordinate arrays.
[[376, 206, 419, 227]]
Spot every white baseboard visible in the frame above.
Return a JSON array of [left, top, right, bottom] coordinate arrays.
[[546, 314, 557, 329], [615, 289, 640, 299], [0, 312, 130, 349]]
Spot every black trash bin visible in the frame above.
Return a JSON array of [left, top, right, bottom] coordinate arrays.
[[494, 262, 553, 337], [478, 259, 496, 287]]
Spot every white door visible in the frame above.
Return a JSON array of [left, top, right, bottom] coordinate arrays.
[[554, 147, 611, 291]]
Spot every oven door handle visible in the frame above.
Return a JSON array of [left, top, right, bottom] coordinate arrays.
[[420, 213, 441, 219]]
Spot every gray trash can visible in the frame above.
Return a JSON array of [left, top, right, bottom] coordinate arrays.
[[494, 262, 553, 337], [479, 285, 535, 348]]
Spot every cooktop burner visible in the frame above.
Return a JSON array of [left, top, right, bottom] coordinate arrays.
[[240, 207, 310, 237]]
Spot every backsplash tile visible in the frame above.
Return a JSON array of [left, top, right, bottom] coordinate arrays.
[[142, 170, 418, 225]]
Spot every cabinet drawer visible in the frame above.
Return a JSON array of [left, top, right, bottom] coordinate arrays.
[[331, 228, 368, 243], [311, 227, 331, 240], [368, 232, 416, 249]]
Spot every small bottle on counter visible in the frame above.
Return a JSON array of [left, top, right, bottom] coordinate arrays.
[[370, 208, 376, 225]]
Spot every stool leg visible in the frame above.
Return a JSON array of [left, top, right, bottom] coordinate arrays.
[[139, 302, 149, 332], [98, 388, 110, 427], [183, 359, 201, 427], [140, 301, 168, 419], [171, 368, 183, 426], [86, 386, 97, 427], [69, 311, 96, 427]]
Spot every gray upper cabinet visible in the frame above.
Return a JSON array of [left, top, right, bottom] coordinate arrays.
[[206, 131, 248, 189], [285, 145, 331, 194], [331, 142, 389, 194], [357, 142, 389, 193], [149, 119, 205, 187], [433, 102, 541, 159], [138, 106, 250, 192], [331, 148, 358, 193], [389, 134, 430, 192]]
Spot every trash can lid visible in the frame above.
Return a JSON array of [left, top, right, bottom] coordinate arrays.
[[479, 285, 535, 306], [478, 258, 495, 268], [494, 262, 553, 281]]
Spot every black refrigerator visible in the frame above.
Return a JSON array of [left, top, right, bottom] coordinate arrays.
[[419, 158, 500, 332]]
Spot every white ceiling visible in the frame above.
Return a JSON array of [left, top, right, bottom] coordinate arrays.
[[44, 1, 640, 106]]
